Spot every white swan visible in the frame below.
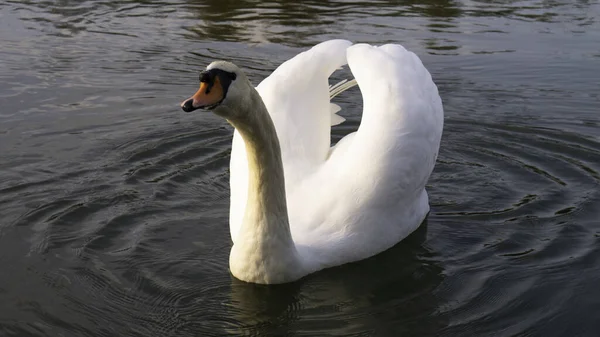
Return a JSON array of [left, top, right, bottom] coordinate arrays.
[[181, 40, 443, 284]]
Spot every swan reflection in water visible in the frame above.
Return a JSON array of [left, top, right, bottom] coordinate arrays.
[[225, 220, 446, 336]]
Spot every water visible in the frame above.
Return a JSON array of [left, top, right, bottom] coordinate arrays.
[[1, 0, 599, 336]]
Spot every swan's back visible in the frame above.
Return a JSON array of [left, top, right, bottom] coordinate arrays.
[[230, 41, 443, 272]]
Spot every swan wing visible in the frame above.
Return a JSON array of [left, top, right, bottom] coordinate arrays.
[[257, 39, 352, 172], [330, 43, 444, 195], [288, 43, 444, 266], [229, 40, 352, 242]]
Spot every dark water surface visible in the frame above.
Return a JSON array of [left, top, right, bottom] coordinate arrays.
[[1, 0, 600, 336]]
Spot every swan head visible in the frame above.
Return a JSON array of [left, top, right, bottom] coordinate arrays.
[[180, 61, 251, 118]]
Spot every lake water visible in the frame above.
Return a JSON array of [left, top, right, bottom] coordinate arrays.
[[1, 0, 599, 336]]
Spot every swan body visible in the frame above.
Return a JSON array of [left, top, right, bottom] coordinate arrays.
[[181, 40, 443, 284]]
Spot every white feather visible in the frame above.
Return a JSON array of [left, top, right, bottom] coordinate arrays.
[[228, 40, 443, 279]]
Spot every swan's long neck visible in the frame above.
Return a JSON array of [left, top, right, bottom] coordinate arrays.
[[225, 88, 304, 284]]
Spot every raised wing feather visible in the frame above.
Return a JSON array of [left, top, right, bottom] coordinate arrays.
[[286, 43, 444, 264], [257, 39, 352, 173], [331, 43, 443, 197], [229, 40, 352, 242]]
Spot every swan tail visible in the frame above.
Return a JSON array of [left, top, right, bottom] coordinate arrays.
[[329, 104, 346, 126], [328, 78, 358, 126], [329, 78, 358, 99]]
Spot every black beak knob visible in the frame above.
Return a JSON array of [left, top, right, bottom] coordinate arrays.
[[181, 98, 195, 112]]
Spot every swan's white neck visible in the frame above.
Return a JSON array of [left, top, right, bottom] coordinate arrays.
[[225, 89, 304, 284]]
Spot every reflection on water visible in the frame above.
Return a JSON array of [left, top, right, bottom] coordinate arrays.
[[1, 0, 600, 336], [227, 222, 445, 336], [5, 0, 600, 49]]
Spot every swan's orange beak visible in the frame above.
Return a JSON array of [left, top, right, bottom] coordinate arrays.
[[181, 76, 224, 112]]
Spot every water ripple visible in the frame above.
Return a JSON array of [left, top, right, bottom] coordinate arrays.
[[1, 0, 600, 336]]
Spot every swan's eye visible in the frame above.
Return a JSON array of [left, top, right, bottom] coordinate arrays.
[[200, 71, 213, 83], [228, 72, 237, 81], [199, 71, 218, 94]]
